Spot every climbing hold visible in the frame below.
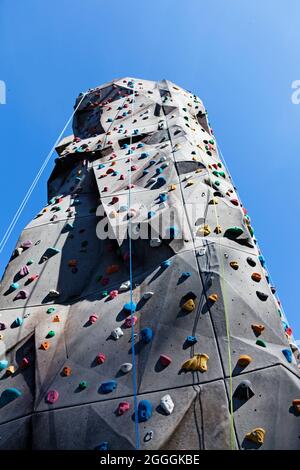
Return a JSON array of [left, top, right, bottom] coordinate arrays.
[[15, 290, 28, 300], [138, 400, 152, 422], [247, 257, 256, 267], [0, 360, 8, 371], [282, 348, 292, 363], [47, 307, 56, 314], [46, 390, 59, 404], [150, 238, 162, 248], [160, 394, 175, 415], [233, 380, 254, 400], [48, 290, 60, 298], [117, 401, 130, 415], [0, 388, 22, 406], [143, 291, 154, 300], [0, 322, 6, 330], [111, 327, 123, 340], [109, 290, 119, 299], [119, 281, 130, 292], [256, 339, 266, 348], [251, 324, 265, 335], [245, 428, 265, 445], [96, 353, 106, 364], [181, 353, 209, 372], [169, 184, 176, 191], [185, 335, 197, 346], [144, 431, 154, 442], [62, 366, 72, 376], [89, 314, 98, 323], [120, 363, 132, 373], [123, 301, 136, 313], [230, 261, 239, 270], [181, 271, 191, 280], [292, 399, 300, 415], [10, 282, 19, 291], [46, 330, 55, 338], [251, 272, 262, 282], [223, 227, 243, 239], [6, 366, 15, 376], [214, 225, 222, 234], [13, 317, 23, 327], [209, 198, 218, 205], [79, 381, 88, 390], [159, 354, 172, 367], [256, 291, 268, 301], [197, 224, 211, 237], [52, 315, 61, 322], [20, 357, 29, 368], [40, 341, 50, 350], [208, 294, 218, 304], [159, 193, 168, 202], [140, 328, 153, 343], [21, 240, 33, 249], [100, 380, 117, 394], [19, 265, 30, 276], [182, 299, 195, 312], [237, 355, 252, 367]]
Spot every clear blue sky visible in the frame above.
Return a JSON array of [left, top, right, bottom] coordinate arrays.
[[0, 0, 299, 337]]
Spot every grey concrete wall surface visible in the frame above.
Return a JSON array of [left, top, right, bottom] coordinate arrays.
[[0, 77, 299, 450]]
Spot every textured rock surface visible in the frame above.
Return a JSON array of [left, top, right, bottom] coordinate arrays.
[[0, 77, 299, 449]]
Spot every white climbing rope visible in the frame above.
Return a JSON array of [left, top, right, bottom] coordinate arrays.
[[0, 92, 87, 255]]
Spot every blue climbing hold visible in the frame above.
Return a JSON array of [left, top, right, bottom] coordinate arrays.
[[10, 282, 19, 291], [98, 164, 105, 169], [155, 168, 163, 175], [65, 223, 74, 231], [143, 169, 149, 175], [140, 328, 153, 344], [181, 272, 191, 280], [0, 360, 8, 371], [157, 176, 166, 185], [138, 400, 152, 422], [0, 388, 22, 406], [282, 348, 292, 363], [258, 255, 266, 267], [140, 152, 149, 158], [13, 317, 23, 327], [159, 193, 167, 202], [148, 211, 156, 219], [186, 335, 197, 345], [96, 442, 109, 451], [123, 301, 137, 313], [149, 160, 156, 166], [100, 380, 117, 394], [137, 143, 144, 148], [161, 260, 171, 268]]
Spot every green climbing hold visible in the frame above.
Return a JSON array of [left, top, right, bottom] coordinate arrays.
[[26, 260, 34, 266], [224, 227, 244, 239], [79, 381, 88, 390], [47, 330, 55, 338], [256, 339, 266, 348], [47, 308, 56, 314]]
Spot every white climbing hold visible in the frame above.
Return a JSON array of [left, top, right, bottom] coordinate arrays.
[[150, 238, 162, 248], [120, 363, 132, 373], [111, 327, 124, 340], [143, 291, 154, 300], [160, 394, 174, 415], [119, 281, 131, 292]]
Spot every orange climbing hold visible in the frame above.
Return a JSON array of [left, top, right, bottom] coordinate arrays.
[[182, 299, 195, 312], [68, 259, 78, 267], [40, 342, 50, 350], [62, 366, 72, 376], [237, 355, 252, 367], [245, 428, 266, 445], [251, 324, 265, 335], [251, 272, 262, 282], [292, 399, 300, 414], [208, 294, 218, 303], [52, 315, 61, 322]]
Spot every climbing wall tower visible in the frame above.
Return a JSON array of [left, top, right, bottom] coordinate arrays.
[[0, 78, 299, 450]]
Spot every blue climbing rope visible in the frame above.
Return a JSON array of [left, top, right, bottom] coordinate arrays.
[[128, 81, 140, 449]]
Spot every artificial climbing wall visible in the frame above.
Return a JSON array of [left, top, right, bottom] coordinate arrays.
[[0, 78, 299, 450]]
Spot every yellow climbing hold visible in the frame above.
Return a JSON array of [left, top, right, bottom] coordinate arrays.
[[182, 299, 195, 312], [245, 428, 266, 445], [229, 261, 239, 270], [182, 353, 209, 372], [186, 180, 194, 187], [209, 198, 218, 205], [169, 184, 176, 191], [197, 224, 211, 236], [214, 225, 222, 234], [6, 365, 15, 375], [208, 294, 218, 303]]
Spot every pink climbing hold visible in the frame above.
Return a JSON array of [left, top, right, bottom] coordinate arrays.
[[101, 277, 110, 286], [89, 314, 98, 324], [46, 390, 59, 404], [21, 240, 33, 249], [112, 196, 119, 204], [117, 401, 130, 415], [28, 274, 39, 283], [19, 265, 30, 276], [109, 290, 119, 299], [124, 316, 137, 328], [96, 353, 106, 364], [21, 357, 30, 368], [159, 354, 172, 367], [15, 290, 28, 300]]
